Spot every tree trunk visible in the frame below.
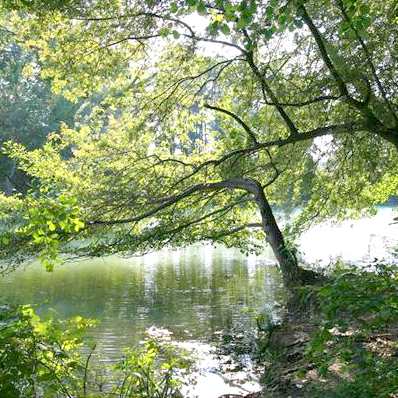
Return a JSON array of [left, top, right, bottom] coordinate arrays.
[[207, 177, 324, 289], [3, 176, 14, 196], [253, 180, 323, 289], [2, 163, 16, 196]]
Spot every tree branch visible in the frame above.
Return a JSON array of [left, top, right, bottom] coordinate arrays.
[[298, 4, 398, 145], [91, 177, 263, 226], [147, 195, 254, 240], [170, 121, 362, 188], [336, 0, 398, 126], [181, 33, 248, 55], [204, 103, 258, 144], [141, 58, 237, 110], [245, 51, 299, 136], [206, 122, 360, 167], [203, 223, 263, 240], [298, 4, 350, 99], [75, 11, 196, 38], [260, 95, 340, 107]]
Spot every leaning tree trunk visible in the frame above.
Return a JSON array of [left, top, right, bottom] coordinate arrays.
[[254, 182, 300, 287], [212, 177, 324, 288], [252, 180, 322, 289]]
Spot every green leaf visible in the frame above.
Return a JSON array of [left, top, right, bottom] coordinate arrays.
[[317, 285, 334, 299], [261, 27, 275, 39], [172, 30, 180, 39], [237, 16, 251, 29], [361, 16, 372, 28], [72, 219, 85, 231], [278, 15, 287, 26], [220, 24, 231, 35], [357, 29, 366, 38], [225, 5, 237, 19], [266, 6, 274, 15], [158, 27, 170, 37], [170, 2, 178, 13], [360, 4, 370, 15], [338, 21, 351, 34], [1, 237, 10, 245], [348, 29, 356, 39], [197, 2, 206, 15], [43, 258, 54, 272], [47, 221, 56, 231]]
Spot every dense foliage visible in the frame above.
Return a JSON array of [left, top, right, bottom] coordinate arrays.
[[0, 304, 96, 397], [1, 2, 398, 395], [0, 303, 192, 397], [0, 40, 78, 194], [255, 264, 398, 397], [0, 0, 397, 284], [302, 264, 398, 397]]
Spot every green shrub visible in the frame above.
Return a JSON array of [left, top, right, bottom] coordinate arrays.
[[0, 304, 194, 397], [0, 303, 95, 397], [110, 338, 193, 398], [303, 264, 398, 398]]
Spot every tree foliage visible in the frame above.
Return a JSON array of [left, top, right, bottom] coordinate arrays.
[[0, 37, 79, 194], [0, 0, 397, 283]]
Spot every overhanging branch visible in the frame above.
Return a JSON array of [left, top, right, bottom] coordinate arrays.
[[170, 121, 362, 188], [336, 0, 398, 126], [146, 195, 254, 240], [91, 177, 264, 226], [298, 4, 398, 147], [260, 95, 340, 107], [245, 51, 299, 136], [298, 4, 350, 100], [203, 223, 263, 240]]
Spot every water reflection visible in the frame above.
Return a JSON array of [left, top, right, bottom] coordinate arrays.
[[0, 245, 285, 361], [2, 207, 397, 354]]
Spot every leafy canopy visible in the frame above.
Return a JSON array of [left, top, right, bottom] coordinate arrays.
[[0, 0, 398, 270]]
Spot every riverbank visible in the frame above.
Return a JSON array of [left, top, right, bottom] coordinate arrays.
[[216, 311, 318, 398], [227, 263, 398, 398]]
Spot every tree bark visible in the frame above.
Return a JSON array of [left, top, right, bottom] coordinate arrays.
[[3, 176, 14, 196], [252, 179, 323, 289], [252, 180, 299, 288], [204, 177, 323, 288]]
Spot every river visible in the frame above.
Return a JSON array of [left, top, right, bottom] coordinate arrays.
[[0, 207, 397, 396], [0, 245, 285, 396]]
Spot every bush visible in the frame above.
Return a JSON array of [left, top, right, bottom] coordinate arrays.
[[110, 339, 193, 398], [0, 303, 95, 397], [303, 264, 398, 398], [0, 304, 194, 397]]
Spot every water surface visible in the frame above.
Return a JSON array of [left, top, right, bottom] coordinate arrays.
[[0, 245, 284, 361], [1, 208, 397, 396]]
